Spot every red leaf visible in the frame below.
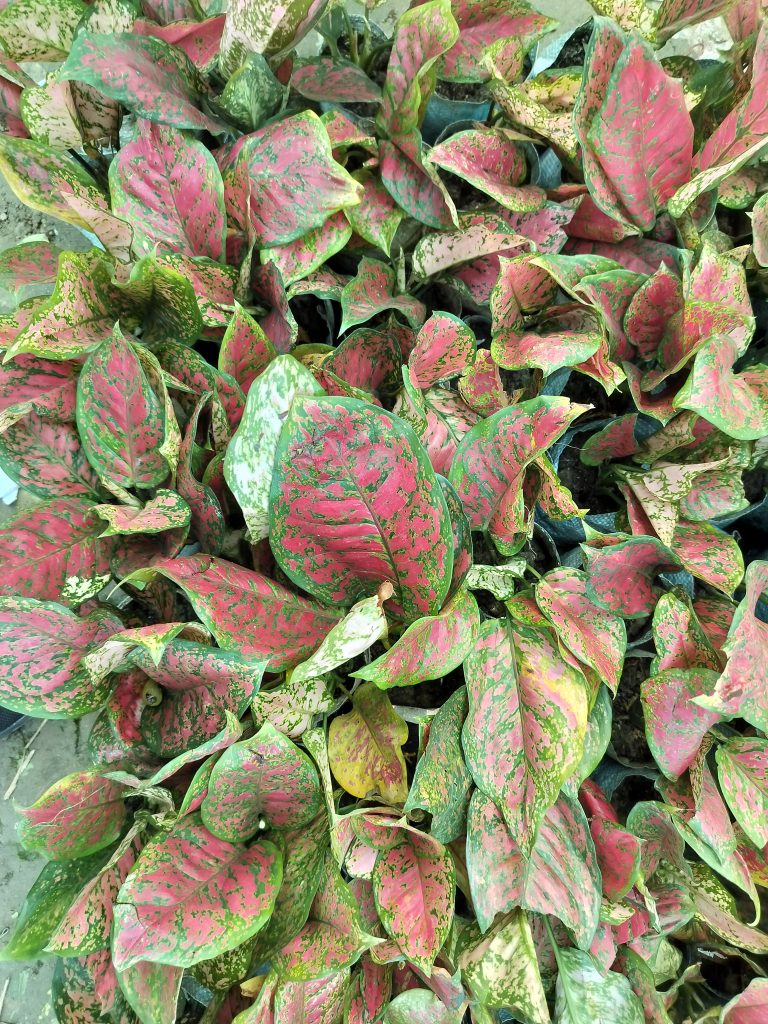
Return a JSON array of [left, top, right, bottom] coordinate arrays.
[[109, 119, 226, 261], [270, 396, 453, 621], [439, 0, 554, 82], [582, 534, 681, 617], [408, 312, 476, 388], [641, 667, 721, 778], [291, 58, 381, 103], [130, 554, 342, 672], [133, 15, 226, 70], [112, 819, 282, 969]]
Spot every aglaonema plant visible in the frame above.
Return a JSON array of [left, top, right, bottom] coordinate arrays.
[[0, 0, 767, 1021]]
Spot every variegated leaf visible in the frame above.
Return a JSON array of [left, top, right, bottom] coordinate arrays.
[[554, 947, 644, 1024], [112, 818, 282, 969], [109, 119, 226, 260], [462, 619, 587, 853], [18, 771, 128, 860], [339, 258, 426, 334], [716, 737, 768, 848], [291, 588, 390, 684], [328, 682, 409, 805], [372, 829, 455, 973], [202, 721, 323, 840], [270, 395, 453, 622], [94, 491, 191, 537], [353, 587, 479, 689], [404, 686, 473, 844], [128, 555, 341, 672], [0, 598, 120, 718], [225, 354, 324, 542], [0, 0, 86, 61]]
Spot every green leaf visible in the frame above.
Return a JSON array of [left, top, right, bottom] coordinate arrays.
[[404, 686, 473, 844], [0, 0, 87, 61], [554, 947, 645, 1024], [224, 354, 324, 542]]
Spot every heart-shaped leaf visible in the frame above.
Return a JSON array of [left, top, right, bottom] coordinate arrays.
[[463, 618, 587, 852], [339, 258, 426, 334], [0, 598, 120, 718], [18, 771, 128, 860], [112, 818, 282, 969], [201, 721, 323, 840], [270, 395, 453, 621], [372, 829, 455, 973], [109, 119, 226, 260], [328, 682, 408, 804]]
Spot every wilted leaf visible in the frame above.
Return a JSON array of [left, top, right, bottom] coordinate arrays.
[[328, 682, 408, 804]]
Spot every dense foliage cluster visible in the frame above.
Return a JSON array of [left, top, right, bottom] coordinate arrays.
[[0, 0, 767, 1021]]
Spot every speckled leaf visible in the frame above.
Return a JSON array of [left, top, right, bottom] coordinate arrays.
[[379, 134, 458, 231], [404, 686, 473, 843], [222, 111, 362, 246], [47, 842, 140, 957], [274, 971, 350, 1024], [109, 119, 226, 260], [328, 682, 408, 804], [112, 818, 282, 970], [94, 491, 191, 537], [0, 0, 86, 61], [670, 519, 744, 595], [201, 721, 322, 841], [377, 0, 459, 137], [647, 667, 724, 778], [492, 306, 603, 376], [1, 847, 113, 960], [20, 77, 83, 149], [372, 829, 454, 972], [252, 675, 334, 740], [129, 555, 341, 672], [225, 355, 323, 542], [0, 239, 59, 306], [270, 395, 452, 621], [51, 955, 116, 1024], [693, 561, 768, 731], [5, 250, 137, 362], [428, 128, 544, 212], [408, 313, 476, 389], [458, 350, 508, 418], [384, 989, 463, 1023], [118, 960, 183, 1024], [130, 638, 266, 757], [219, 303, 276, 395], [651, 591, 721, 674], [340, 258, 426, 334], [466, 789, 601, 942], [18, 771, 128, 860], [442, 0, 554, 82], [0, 598, 119, 718], [0, 497, 114, 604], [448, 397, 587, 554], [459, 910, 549, 1022], [463, 618, 587, 853], [354, 588, 479, 691], [77, 326, 167, 492], [554, 947, 644, 1024], [536, 567, 626, 693], [0, 414, 102, 502], [322, 324, 404, 399], [292, 58, 381, 103], [673, 335, 768, 441], [292, 590, 390, 685], [576, 22, 693, 230], [582, 534, 681, 618], [274, 852, 371, 980], [720, 978, 768, 1023], [219, 0, 325, 71], [144, 713, 244, 790], [754, 192, 768, 267], [411, 212, 524, 281], [491, 254, 558, 336], [716, 738, 768, 848], [346, 171, 405, 257], [134, 15, 226, 71], [59, 32, 228, 133], [262, 211, 352, 287]]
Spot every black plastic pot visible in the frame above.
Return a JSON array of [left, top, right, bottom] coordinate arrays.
[[0, 707, 26, 738]]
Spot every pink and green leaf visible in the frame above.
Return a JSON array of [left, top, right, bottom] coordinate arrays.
[[340, 257, 426, 334]]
